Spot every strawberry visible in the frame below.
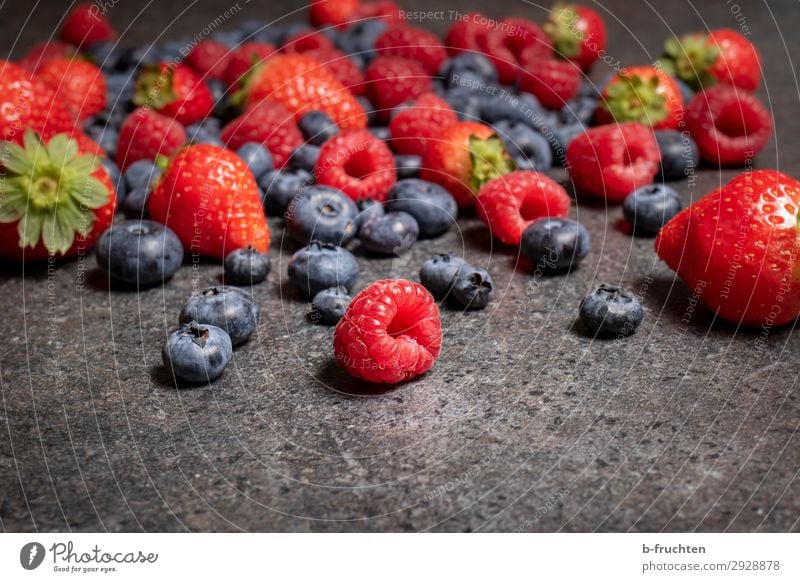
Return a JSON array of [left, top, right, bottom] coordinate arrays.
[[17, 42, 73, 73], [221, 99, 303, 169], [388, 92, 457, 157], [282, 30, 334, 54], [374, 26, 448, 76], [116, 107, 187, 170], [444, 13, 491, 56], [655, 170, 800, 327], [148, 144, 269, 258], [304, 47, 366, 96], [662, 29, 761, 92], [35, 57, 106, 121], [0, 129, 116, 261], [186, 40, 231, 81], [517, 54, 581, 111], [241, 54, 366, 129], [315, 129, 396, 201], [309, 0, 360, 29], [133, 62, 213, 126], [566, 122, 660, 202], [479, 17, 552, 85], [595, 65, 684, 130], [60, 3, 118, 48], [544, 4, 607, 71], [684, 84, 772, 166], [420, 121, 514, 208], [224, 41, 276, 88], [365, 56, 431, 121]]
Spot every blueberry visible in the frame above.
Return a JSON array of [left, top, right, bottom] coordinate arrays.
[[179, 286, 260, 346], [394, 154, 422, 179], [654, 130, 699, 181], [480, 92, 542, 127], [358, 211, 419, 255], [386, 179, 457, 238], [444, 87, 482, 121], [551, 122, 585, 163], [224, 246, 271, 285], [96, 220, 184, 287], [338, 20, 387, 62], [369, 126, 390, 141], [85, 41, 123, 72], [286, 185, 358, 245], [86, 124, 118, 158], [420, 253, 467, 298], [623, 184, 683, 237], [288, 241, 359, 296], [440, 53, 498, 87], [451, 266, 494, 309], [120, 187, 149, 218], [124, 159, 160, 190], [493, 120, 553, 170], [213, 30, 244, 47], [236, 142, 273, 177], [186, 122, 223, 146], [310, 286, 351, 325], [355, 197, 385, 229], [258, 168, 313, 215], [521, 218, 590, 273], [288, 144, 320, 173], [672, 77, 695, 103], [579, 283, 644, 337], [162, 321, 233, 384], [101, 157, 124, 201], [559, 95, 597, 126], [298, 110, 339, 146]]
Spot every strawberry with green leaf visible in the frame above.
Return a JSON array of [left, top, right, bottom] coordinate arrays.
[[595, 66, 684, 130], [133, 62, 213, 126]]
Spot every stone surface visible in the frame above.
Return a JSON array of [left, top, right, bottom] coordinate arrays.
[[1, 0, 799, 532]]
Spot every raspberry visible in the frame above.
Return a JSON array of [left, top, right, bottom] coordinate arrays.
[[388, 92, 457, 156], [517, 54, 581, 111], [365, 56, 432, 121], [566, 122, 660, 202], [477, 171, 571, 245], [116, 107, 187, 170], [334, 279, 442, 383], [444, 13, 491, 56], [224, 41, 276, 88], [684, 85, 772, 166], [282, 30, 334, 54], [305, 47, 366, 96], [479, 17, 552, 85], [221, 99, 304, 169], [309, 0, 360, 29], [315, 128, 397, 201], [374, 26, 448, 76], [186, 40, 231, 81]]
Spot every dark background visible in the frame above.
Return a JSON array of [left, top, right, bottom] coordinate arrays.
[[1, 0, 798, 532]]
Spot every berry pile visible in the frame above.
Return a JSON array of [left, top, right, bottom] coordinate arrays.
[[0, 1, 791, 386]]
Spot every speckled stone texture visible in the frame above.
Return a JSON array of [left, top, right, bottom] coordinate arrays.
[[1, 0, 799, 532]]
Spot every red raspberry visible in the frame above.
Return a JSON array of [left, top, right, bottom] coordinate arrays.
[[186, 40, 230, 81], [566, 122, 660, 202], [517, 54, 581, 111], [305, 47, 366, 96], [684, 85, 772, 166], [282, 30, 335, 54], [116, 107, 187, 170], [444, 13, 491, 56], [365, 56, 432, 121], [224, 41, 276, 88], [375, 26, 448, 76], [477, 171, 571, 245], [309, 0, 360, 29], [334, 279, 443, 384], [221, 99, 304, 169], [353, 1, 402, 22], [60, 3, 117, 48], [479, 17, 552, 85], [388, 92, 457, 157], [315, 128, 397, 201]]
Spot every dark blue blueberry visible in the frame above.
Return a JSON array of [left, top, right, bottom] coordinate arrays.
[[654, 130, 699, 181], [105, 74, 135, 104], [179, 286, 260, 346], [120, 187, 149, 218], [622, 184, 683, 237], [359, 211, 419, 255], [212, 30, 244, 47], [298, 110, 339, 146], [337, 20, 387, 62], [394, 154, 422, 179], [451, 266, 494, 309], [551, 122, 586, 163], [86, 124, 119, 158], [123, 159, 160, 190], [207, 79, 228, 106], [579, 283, 643, 337], [96, 220, 184, 287], [420, 253, 467, 299], [355, 197, 385, 228], [236, 142, 273, 177], [310, 286, 351, 325], [357, 96, 377, 125], [159, 40, 187, 61], [224, 246, 271, 285], [286, 185, 358, 245], [369, 126, 390, 141], [559, 95, 597, 126], [186, 122, 223, 146], [480, 92, 542, 127], [521, 218, 590, 273], [258, 168, 313, 215], [493, 120, 553, 171], [85, 41, 124, 72], [288, 241, 359, 296], [386, 179, 457, 238], [288, 144, 321, 173], [576, 79, 601, 99], [441, 53, 498, 88], [444, 87, 482, 121], [672, 77, 695, 103], [162, 321, 233, 384], [101, 158, 124, 201]]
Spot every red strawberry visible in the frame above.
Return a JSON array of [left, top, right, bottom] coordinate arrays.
[[420, 121, 514, 208], [186, 40, 231, 81], [224, 41, 276, 88], [17, 42, 73, 73], [352, 1, 402, 22], [365, 56, 431, 121], [479, 17, 552, 85], [221, 99, 303, 169], [444, 13, 491, 56], [309, 0, 360, 29], [60, 3, 118, 48], [656, 170, 800, 327], [242, 54, 366, 129], [148, 144, 269, 258], [282, 30, 334, 54], [517, 54, 581, 111], [116, 107, 187, 170], [0, 129, 116, 261], [133, 62, 214, 126], [388, 92, 457, 157], [663, 29, 761, 92], [35, 57, 106, 121], [684, 84, 771, 166], [477, 171, 571, 245], [544, 4, 607, 71], [566, 122, 660, 202], [315, 128, 396, 201], [304, 47, 366, 96], [374, 26, 448, 76], [596, 66, 685, 130]]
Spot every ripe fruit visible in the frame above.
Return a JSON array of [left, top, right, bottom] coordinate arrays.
[[333, 279, 442, 383], [224, 246, 272, 286], [35, 57, 106, 121], [162, 322, 233, 384], [224, 41, 276, 88], [365, 56, 432, 121], [388, 92, 457, 157], [359, 211, 419, 255], [544, 4, 607, 71], [299, 110, 339, 146], [419, 253, 467, 299], [17, 41, 73, 73], [596, 66, 685, 130], [304, 47, 366, 96], [221, 98, 304, 169], [259, 168, 313, 214], [236, 142, 273, 177], [655, 170, 800, 327], [133, 62, 214, 125], [95, 220, 184, 286], [579, 284, 644, 337], [374, 26, 447, 75], [309, 0, 360, 29], [479, 17, 552, 85], [282, 30, 335, 54], [493, 120, 553, 171], [517, 56, 581, 111], [60, 3, 118, 48], [476, 171, 571, 245], [684, 85, 772, 166], [386, 179, 458, 238], [451, 266, 495, 310], [623, 184, 682, 237], [179, 286, 260, 346], [311, 287, 352, 325], [521, 217, 590, 272], [116, 107, 187, 170], [288, 241, 359, 296], [285, 185, 359, 245], [148, 144, 270, 259], [566, 122, 661, 202], [654, 129, 699, 180], [288, 144, 320, 172], [445, 12, 491, 56], [186, 40, 231, 81]]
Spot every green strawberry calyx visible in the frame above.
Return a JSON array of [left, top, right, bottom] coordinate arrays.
[[133, 64, 178, 110], [661, 33, 720, 92], [0, 129, 109, 255], [469, 135, 515, 193], [600, 72, 668, 126], [544, 5, 582, 59]]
